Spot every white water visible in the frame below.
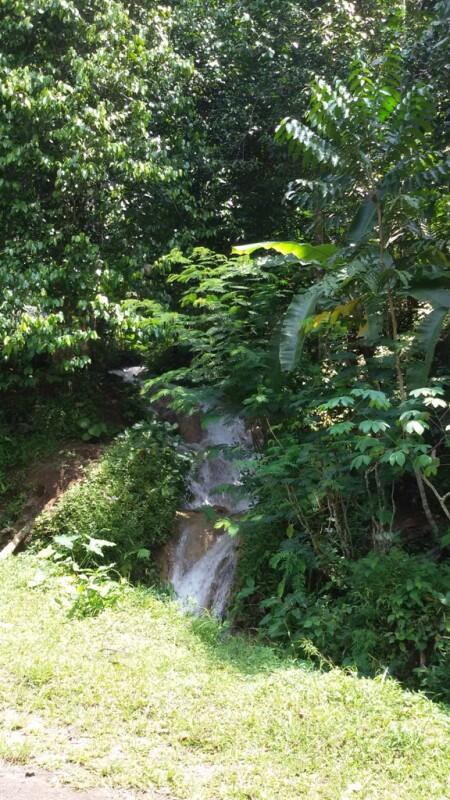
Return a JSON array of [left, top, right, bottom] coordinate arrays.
[[109, 367, 250, 617], [170, 411, 252, 617], [170, 526, 238, 617], [186, 414, 251, 513], [109, 366, 147, 383]]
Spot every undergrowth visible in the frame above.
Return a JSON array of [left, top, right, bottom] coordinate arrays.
[[0, 371, 143, 526], [33, 420, 189, 582]]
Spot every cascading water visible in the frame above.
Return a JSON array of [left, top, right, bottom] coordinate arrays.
[[170, 413, 252, 617], [170, 520, 239, 618], [185, 414, 251, 513], [109, 367, 252, 617], [109, 366, 147, 383]]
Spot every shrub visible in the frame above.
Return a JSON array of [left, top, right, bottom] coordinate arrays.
[[253, 547, 450, 700], [34, 421, 188, 581]]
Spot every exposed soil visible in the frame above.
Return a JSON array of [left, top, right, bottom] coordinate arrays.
[[0, 442, 103, 555], [0, 762, 172, 800], [0, 763, 111, 800]]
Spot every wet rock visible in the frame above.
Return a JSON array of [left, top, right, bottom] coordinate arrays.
[[176, 412, 204, 444]]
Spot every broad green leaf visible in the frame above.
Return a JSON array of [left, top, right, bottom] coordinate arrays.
[[279, 288, 321, 371], [414, 454, 433, 469], [347, 199, 377, 243], [214, 518, 241, 536], [399, 410, 427, 422], [352, 388, 390, 409], [86, 537, 117, 556], [350, 454, 371, 470], [412, 307, 449, 385], [328, 421, 355, 436], [358, 419, 390, 434], [409, 386, 444, 397], [53, 534, 80, 550], [389, 451, 406, 467], [405, 420, 427, 435], [423, 396, 447, 408], [320, 395, 354, 409], [356, 437, 377, 452], [232, 241, 337, 263]]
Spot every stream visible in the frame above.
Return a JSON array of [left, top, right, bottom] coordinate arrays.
[[171, 411, 252, 617], [111, 367, 252, 616]]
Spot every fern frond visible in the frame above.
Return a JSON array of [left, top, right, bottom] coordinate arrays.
[[384, 85, 434, 152], [275, 117, 341, 168], [307, 78, 356, 140]]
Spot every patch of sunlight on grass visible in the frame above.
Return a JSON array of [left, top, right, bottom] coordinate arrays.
[[0, 554, 449, 800]]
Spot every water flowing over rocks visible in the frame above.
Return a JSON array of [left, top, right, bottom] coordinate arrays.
[[166, 409, 252, 617], [110, 368, 252, 616]]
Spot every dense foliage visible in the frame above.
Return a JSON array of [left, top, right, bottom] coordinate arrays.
[[0, 0, 344, 388], [34, 421, 188, 580], [1, 0, 449, 697]]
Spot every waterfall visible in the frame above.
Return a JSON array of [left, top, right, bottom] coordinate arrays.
[[170, 412, 252, 617], [109, 366, 147, 383], [110, 367, 251, 617], [185, 414, 251, 513], [170, 520, 238, 618]]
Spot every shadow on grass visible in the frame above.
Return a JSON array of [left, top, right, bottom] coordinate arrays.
[[186, 607, 450, 711], [187, 611, 313, 677]]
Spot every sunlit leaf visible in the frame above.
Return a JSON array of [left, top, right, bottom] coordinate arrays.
[[405, 420, 427, 435], [232, 240, 337, 263]]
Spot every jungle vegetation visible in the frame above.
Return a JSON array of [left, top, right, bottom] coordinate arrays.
[[0, 0, 449, 699]]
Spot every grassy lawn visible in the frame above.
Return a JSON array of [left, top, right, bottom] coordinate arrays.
[[0, 555, 449, 800]]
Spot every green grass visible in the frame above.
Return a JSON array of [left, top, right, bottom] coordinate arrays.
[[0, 555, 449, 800]]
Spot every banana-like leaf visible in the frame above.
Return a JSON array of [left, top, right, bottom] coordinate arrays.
[[347, 199, 377, 243], [279, 288, 321, 371], [307, 298, 360, 330], [232, 241, 337, 263], [408, 287, 450, 308], [410, 306, 449, 385]]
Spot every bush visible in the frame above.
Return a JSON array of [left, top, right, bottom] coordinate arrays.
[[252, 547, 450, 700], [34, 421, 188, 581]]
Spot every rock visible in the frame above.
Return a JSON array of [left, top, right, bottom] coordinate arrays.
[[156, 511, 217, 581], [176, 412, 204, 444]]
